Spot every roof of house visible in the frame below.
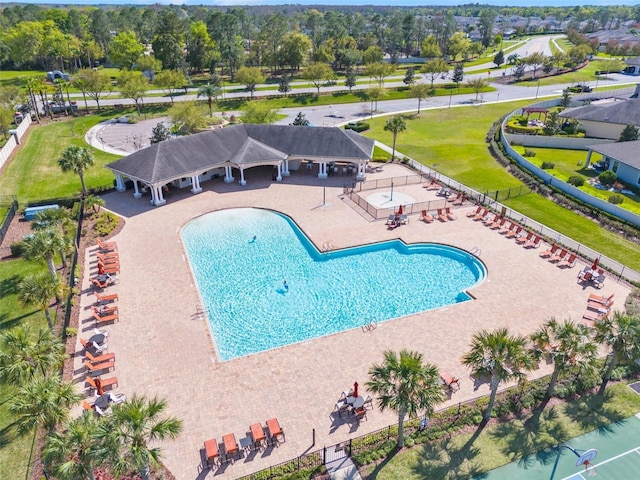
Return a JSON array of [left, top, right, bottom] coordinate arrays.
[[589, 140, 640, 169], [558, 99, 640, 125], [106, 124, 375, 184]]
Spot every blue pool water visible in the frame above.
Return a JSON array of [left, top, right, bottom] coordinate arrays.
[[181, 208, 486, 361]]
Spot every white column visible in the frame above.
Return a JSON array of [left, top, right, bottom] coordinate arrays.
[[282, 160, 290, 176], [585, 151, 593, 168], [115, 174, 126, 192], [318, 161, 328, 179], [224, 166, 234, 183], [149, 186, 158, 205], [276, 163, 282, 182], [133, 180, 141, 198], [155, 186, 166, 206], [356, 163, 367, 180], [239, 168, 246, 186], [191, 175, 202, 194]]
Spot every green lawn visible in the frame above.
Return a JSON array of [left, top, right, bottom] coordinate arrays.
[[0, 258, 49, 480], [0, 113, 121, 204], [363, 383, 640, 479], [363, 101, 640, 271], [513, 146, 640, 214]]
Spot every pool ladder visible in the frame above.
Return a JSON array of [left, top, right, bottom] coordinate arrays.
[[470, 247, 481, 257]]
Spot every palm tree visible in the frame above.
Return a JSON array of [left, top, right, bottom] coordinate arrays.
[[530, 318, 598, 400], [96, 395, 183, 480], [462, 327, 533, 421], [593, 312, 640, 396], [18, 272, 62, 329], [22, 228, 67, 280], [197, 83, 221, 117], [85, 195, 106, 215], [366, 350, 444, 448], [10, 376, 81, 435], [42, 413, 102, 480], [0, 325, 65, 382], [22, 76, 41, 123], [32, 207, 73, 233], [384, 115, 407, 162], [58, 145, 95, 196]]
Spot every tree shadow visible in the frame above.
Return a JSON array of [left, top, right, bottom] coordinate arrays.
[[491, 406, 569, 469], [0, 274, 22, 298], [408, 422, 487, 479], [367, 446, 399, 479], [562, 390, 624, 432]]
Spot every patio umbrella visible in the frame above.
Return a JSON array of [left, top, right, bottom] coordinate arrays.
[[353, 381, 359, 398], [591, 258, 599, 271], [396, 205, 403, 216]]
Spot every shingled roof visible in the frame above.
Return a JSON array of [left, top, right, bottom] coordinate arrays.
[[106, 124, 375, 185], [589, 140, 640, 170], [559, 99, 640, 125]]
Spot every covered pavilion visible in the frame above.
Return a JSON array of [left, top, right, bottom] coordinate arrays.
[[105, 124, 375, 206]]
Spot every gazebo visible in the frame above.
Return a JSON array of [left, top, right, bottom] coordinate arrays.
[[105, 124, 375, 206]]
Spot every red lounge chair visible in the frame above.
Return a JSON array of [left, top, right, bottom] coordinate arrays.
[[420, 210, 434, 223], [440, 371, 460, 392], [445, 207, 457, 221], [588, 293, 614, 305], [99, 265, 120, 275], [85, 350, 115, 364], [505, 225, 522, 238], [250, 423, 267, 450], [204, 439, 220, 467], [466, 206, 482, 218], [98, 257, 120, 267], [453, 193, 465, 206], [437, 209, 448, 222], [96, 238, 117, 252], [425, 179, 440, 190], [540, 244, 559, 258], [582, 309, 607, 324], [474, 208, 489, 221], [499, 221, 514, 234], [222, 433, 239, 462], [96, 252, 119, 262], [587, 299, 613, 311], [266, 418, 285, 445], [516, 232, 533, 245], [92, 310, 119, 325], [80, 337, 108, 353], [524, 235, 542, 249], [491, 217, 506, 230], [483, 213, 498, 226], [92, 305, 118, 315], [558, 253, 577, 268], [86, 374, 118, 392], [549, 248, 568, 263], [83, 359, 115, 373], [94, 292, 118, 304]]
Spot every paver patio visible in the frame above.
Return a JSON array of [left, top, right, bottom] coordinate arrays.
[[74, 163, 631, 480]]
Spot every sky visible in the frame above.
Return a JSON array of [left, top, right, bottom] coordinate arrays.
[[5, 1, 640, 6]]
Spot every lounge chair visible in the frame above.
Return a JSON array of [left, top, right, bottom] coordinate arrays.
[[582, 309, 607, 323], [86, 374, 118, 392], [92, 305, 118, 316], [98, 257, 120, 267], [483, 213, 498, 226], [437, 209, 448, 222], [222, 433, 240, 462], [445, 207, 457, 221], [83, 359, 115, 373], [440, 371, 460, 393], [420, 210, 434, 223], [266, 418, 285, 445], [82, 400, 94, 412], [466, 206, 482, 218], [96, 252, 119, 262], [499, 221, 514, 234], [473, 208, 489, 221], [453, 193, 465, 206], [505, 225, 522, 239], [549, 248, 568, 263], [204, 439, 220, 468], [539, 244, 559, 258], [423, 179, 439, 190], [490, 217, 506, 230], [558, 253, 577, 268], [587, 298, 614, 311], [92, 310, 119, 325], [90, 274, 117, 289], [99, 264, 120, 275], [588, 293, 614, 305], [96, 238, 117, 251], [85, 350, 115, 364], [524, 235, 542, 249], [516, 231, 533, 245], [580, 317, 596, 328], [94, 292, 118, 304]]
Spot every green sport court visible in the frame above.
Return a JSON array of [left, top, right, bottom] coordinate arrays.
[[475, 413, 640, 479]]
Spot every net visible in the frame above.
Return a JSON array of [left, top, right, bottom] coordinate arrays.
[[583, 460, 598, 477]]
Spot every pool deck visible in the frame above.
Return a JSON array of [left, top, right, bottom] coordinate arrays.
[[74, 163, 631, 480]]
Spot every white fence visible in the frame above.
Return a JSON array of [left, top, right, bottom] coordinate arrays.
[[0, 115, 32, 170]]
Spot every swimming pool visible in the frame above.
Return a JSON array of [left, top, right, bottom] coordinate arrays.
[[181, 208, 486, 361]]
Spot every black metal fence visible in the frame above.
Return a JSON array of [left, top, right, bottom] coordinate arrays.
[[0, 196, 18, 247]]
